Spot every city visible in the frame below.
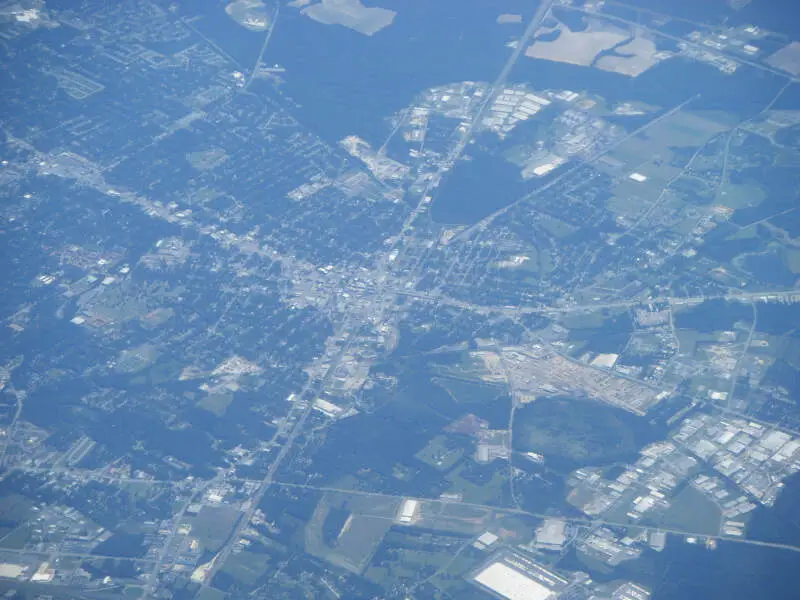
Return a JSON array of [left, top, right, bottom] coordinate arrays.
[[0, 0, 800, 599]]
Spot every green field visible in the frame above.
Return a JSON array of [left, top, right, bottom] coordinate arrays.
[[655, 485, 721, 536], [221, 550, 272, 586], [429, 549, 483, 595], [415, 435, 465, 472], [443, 461, 507, 505], [786, 248, 800, 274], [560, 309, 623, 330], [196, 586, 226, 600], [716, 182, 766, 210], [305, 492, 400, 574], [513, 396, 639, 467], [197, 392, 234, 416], [675, 329, 721, 356], [0, 494, 33, 543], [188, 505, 241, 553], [366, 529, 469, 588]]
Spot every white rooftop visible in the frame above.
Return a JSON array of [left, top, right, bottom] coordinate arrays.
[[474, 562, 553, 600], [398, 498, 419, 523], [477, 531, 499, 546]]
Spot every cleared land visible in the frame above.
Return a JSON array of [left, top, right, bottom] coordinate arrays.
[[301, 0, 396, 36]]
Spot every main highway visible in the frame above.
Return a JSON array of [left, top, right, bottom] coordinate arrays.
[[203, 1, 556, 586]]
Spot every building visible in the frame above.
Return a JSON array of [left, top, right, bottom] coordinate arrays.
[[313, 398, 345, 418], [0, 563, 27, 580], [30, 562, 55, 583], [474, 562, 555, 600], [396, 498, 419, 525], [535, 518, 568, 550], [473, 531, 500, 550], [612, 581, 652, 600], [472, 552, 568, 600]]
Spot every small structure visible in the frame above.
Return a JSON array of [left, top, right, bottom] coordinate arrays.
[[473, 531, 499, 550], [396, 498, 419, 525]]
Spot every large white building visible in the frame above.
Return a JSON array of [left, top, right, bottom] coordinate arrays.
[[396, 498, 419, 525], [473, 562, 555, 600]]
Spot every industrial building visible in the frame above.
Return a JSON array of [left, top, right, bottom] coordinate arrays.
[[471, 551, 568, 600], [396, 498, 419, 525], [474, 562, 555, 600], [535, 518, 568, 550], [473, 531, 500, 551]]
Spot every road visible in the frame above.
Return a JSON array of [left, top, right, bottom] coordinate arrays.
[[440, 0, 554, 166], [4, 479, 799, 567], [143, 475, 222, 597], [203, 343, 345, 582], [0, 388, 24, 469], [182, 17, 245, 71], [563, 2, 798, 82], [725, 302, 757, 412], [8, 451, 800, 576], [244, 4, 280, 91], [16, 1, 800, 588], [452, 94, 699, 244], [618, 132, 712, 239], [390, 286, 800, 318], [266, 481, 800, 554], [204, 3, 556, 583], [395, 0, 554, 230]]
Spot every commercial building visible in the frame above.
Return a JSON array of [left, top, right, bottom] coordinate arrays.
[[535, 518, 568, 550], [0, 564, 26, 580], [473, 531, 499, 550], [474, 562, 554, 600], [396, 498, 419, 525], [471, 551, 567, 600]]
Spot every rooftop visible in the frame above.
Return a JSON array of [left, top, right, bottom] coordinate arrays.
[[474, 562, 554, 600]]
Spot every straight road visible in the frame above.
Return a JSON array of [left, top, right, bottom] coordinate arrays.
[[441, 0, 555, 165], [205, 2, 556, 582], [564, 2, 798, 82], [390, 287, 800, 317], [244, 4, 280, 91], [452, 95, 699, 244], [270, 481, 800, 554], [144, 475, 223, 597]]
